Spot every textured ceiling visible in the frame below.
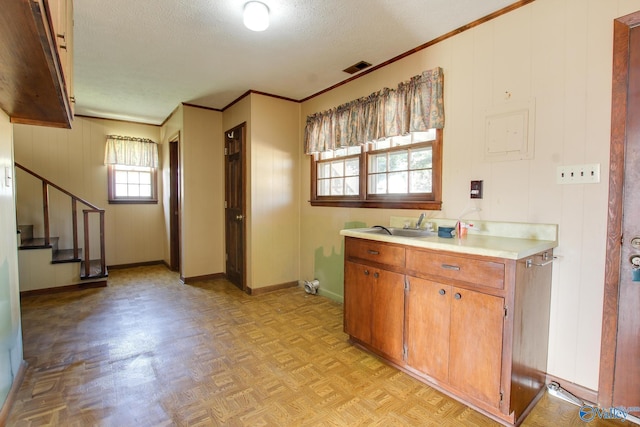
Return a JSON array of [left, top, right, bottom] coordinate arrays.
[[74, 0, 523, 125]]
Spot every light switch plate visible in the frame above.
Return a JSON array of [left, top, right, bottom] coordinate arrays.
[[470, 180, 483, 199], [556, 164, 600, 184]]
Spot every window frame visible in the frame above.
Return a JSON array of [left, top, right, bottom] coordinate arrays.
[[107, 164, 158, 204], [309, 129, 442, 209]]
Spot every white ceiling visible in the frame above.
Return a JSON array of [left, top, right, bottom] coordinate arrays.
[[73, 0, 523, 125]]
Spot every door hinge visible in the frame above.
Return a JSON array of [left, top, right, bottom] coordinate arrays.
[[500, 391, 503, 402], [224, 200, 227, 208], [402, 345, 408, 361], [404, 276, 410, 292], [224, 147, 228, 155], [504, 306, 508, 318]]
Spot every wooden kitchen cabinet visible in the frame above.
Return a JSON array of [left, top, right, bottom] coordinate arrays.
[[344, 238, 406, 364], [0, 0, 74, 127], [448, 286, 504, 408], [47, 0, 75, 116], [343, 235, 554, 426], [405, 277, 451, 382], [344, 261, 405, 363], [406, 277, 504, 408]]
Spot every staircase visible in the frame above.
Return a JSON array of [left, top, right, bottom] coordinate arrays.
[[15, 163, 107, 292]]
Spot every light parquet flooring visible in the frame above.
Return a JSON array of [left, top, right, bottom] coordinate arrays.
[[7, 265, 627, 426]]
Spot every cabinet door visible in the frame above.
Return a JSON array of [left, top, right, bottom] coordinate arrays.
[[371, 268, 405, 363], [406, 277, 451, 382], [449, 287, 504, 408], [344, 261, 372, 344]]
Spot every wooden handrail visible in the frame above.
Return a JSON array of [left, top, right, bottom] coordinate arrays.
[[15, 162, 102, 210], [16, 162, 106, 278]]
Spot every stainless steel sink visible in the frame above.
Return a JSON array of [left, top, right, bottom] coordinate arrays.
[[362, 226, 436, 238]]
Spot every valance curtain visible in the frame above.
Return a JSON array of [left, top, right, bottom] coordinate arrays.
[[104, 135, 159, 168], [304, 67, 445, 154]]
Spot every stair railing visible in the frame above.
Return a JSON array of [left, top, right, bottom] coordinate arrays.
[[15, 162, 106, 278]]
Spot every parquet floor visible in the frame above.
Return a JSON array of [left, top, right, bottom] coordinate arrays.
[[7, 265, 627, 426]]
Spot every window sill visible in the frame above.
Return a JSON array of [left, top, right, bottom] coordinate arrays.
[[309, 199, 442, 210], [108, 199, 158, 205]]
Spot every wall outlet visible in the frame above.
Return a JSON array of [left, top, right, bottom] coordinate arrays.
[[556, 163, 600, 184]]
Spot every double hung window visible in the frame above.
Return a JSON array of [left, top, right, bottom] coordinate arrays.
[[311, 130, 441, 209], [305, 67, 444, 210], [104, 135, 159, 204]]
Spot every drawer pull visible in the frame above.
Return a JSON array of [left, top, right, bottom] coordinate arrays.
[[367, 250, 380, 255], [439, 289, 446, 295], [441, 264, 460, 271], [454, 293, 462, 300], [374, 272, 379, 278], [364, 270, 370, 276]]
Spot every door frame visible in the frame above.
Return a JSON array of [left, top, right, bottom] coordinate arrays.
[[169, 133, 181, 273], [598, 10, 640, 407]]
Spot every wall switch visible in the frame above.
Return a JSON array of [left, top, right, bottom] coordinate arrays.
[[556, 163, 601, 184], [470, 180, 483, 199]]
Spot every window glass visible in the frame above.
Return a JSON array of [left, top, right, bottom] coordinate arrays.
[[108, 165, 158, 204], [310, 129, 441, 209]]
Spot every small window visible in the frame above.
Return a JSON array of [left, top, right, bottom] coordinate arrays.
[[108, 165, 158, 204]]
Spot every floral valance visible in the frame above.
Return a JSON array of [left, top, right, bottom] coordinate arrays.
[[304, 67, 444, 154], [104, 135, 159, 168]]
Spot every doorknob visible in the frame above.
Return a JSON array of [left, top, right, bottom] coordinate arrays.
[[236, 214, 244, 220]]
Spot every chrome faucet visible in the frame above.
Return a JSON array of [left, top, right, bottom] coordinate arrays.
[[416, 212, 426, 229]]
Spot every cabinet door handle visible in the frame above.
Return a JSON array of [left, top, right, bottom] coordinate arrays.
[[454, 292, 462, 300], [441, 264, 460, 271], [364, 270, 370, 276], [439, 289, 446, 295], [373, 272, 379, 278], [367, 250, 379, 255]]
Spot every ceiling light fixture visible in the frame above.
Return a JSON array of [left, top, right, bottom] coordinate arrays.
[[243, 1, 269, 32]]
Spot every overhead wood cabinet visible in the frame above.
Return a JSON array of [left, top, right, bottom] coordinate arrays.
[[343, 231, 555, 427], [0, 0, 74, 128]]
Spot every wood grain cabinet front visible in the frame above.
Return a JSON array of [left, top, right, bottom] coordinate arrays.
[[343, 236, 554, 426], [0, 0, 74, 127], [406, 277, 504, 408], [344, 260, 405, 364]]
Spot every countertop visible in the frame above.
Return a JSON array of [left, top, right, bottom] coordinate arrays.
[[340, 223, 558, 260]]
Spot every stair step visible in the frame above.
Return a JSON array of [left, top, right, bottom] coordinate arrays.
[[80, 260, 108, 280], [20, 237, 59, 250], [52, 248, 82, 264]]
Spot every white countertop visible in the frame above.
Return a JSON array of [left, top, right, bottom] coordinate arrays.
[[340, 225, 558, 260]]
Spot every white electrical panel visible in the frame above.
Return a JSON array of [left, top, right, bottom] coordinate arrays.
[[484, 99, 536, 162]]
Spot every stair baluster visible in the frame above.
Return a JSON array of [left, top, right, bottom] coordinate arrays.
[[15, 162, 107, 279]]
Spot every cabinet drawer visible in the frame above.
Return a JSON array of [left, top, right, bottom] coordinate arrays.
[[345, 237, 405, 268], [407, 249, 504, 289]]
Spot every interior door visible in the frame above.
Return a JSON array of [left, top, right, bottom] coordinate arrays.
[[169, 138, 180, 272], [600, 11, 640, 409], [225, 124, 246, 290]]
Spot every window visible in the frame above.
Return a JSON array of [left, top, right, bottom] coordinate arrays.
[[310, 129, 442, 209], [108, 164, 158, 204]]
